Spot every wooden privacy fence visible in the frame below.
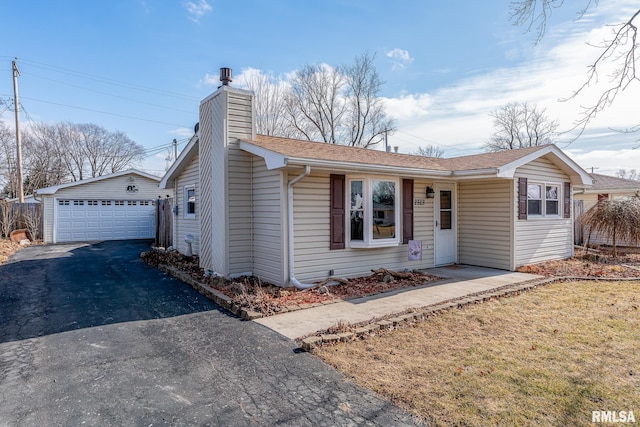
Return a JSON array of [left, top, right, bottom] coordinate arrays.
[[155, 198, 173, 248], [573, 199, 584, 245], [0, 201, 43, 241]]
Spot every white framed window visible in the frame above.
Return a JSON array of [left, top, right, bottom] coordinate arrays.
[[527, 182, 560, 217], [348, 177, 399, 248], [184, 186, 196, 219]]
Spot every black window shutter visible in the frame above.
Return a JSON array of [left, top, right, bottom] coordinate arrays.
[[329, 174, 345, 250], [563, 182, 571, 218], [518, 177, 528, 220], [402, 179, 414, 244]]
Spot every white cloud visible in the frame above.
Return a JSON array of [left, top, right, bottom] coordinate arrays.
[[383, 93, 432, 120], [183, 0, 212, 23], [565, 148, 640, 176], [202, 72, 218, 86], [170, 127, 195, 138], [386, 48, 414, 70], [384, 2, 640, 163]]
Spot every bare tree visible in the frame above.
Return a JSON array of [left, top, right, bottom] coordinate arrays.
[[341, 52, 394, 148], [511, 1, 640, 137], [245, 54, 395, 148], [485, 102, 558, 151], [616, 169, 638, 180], [54, 122, 86, 181], [0, 122, 17, 198], [414, 145, 445, 158], [42, 122, 144, 182], [0, 200, 15, 238], [242, 70, 291, 137], [22, 122, 67, 192], [286, 63, 345, 144], [0, 120, 144, 193]]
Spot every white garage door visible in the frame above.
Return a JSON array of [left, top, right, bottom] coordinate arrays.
[[56, 199, 155, 242]]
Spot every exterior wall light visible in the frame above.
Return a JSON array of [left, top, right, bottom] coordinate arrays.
[[426, 186, 435, 199]]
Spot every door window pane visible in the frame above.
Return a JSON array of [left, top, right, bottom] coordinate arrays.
[[440, 190, 452, 230]]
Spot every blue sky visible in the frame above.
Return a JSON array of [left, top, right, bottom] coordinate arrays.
[[1, 1, 638, 176]]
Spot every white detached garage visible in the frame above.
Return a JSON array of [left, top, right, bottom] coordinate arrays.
[[37, 169, 171, 243]]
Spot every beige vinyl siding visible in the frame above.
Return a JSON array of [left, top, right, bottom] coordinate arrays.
[[41, 173, 166, 243], [174, 153, 200, 255], [290, 171, 434, 283], [198, 95, 217, 273], [227, 92, 254, 139], [514, 156, 572, 266], [226, 91, 255, 275], [227, 147, 253, 275], [458, 179, 512, 270], [251, 157, 286, 284], [53, 174, 163, 199], [198, 87, 255, 276], [43, 196, 55, 243]]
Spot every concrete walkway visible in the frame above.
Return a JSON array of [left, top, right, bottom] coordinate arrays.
[[255, 265, 543, 340]]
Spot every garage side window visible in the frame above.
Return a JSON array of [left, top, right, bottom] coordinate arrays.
[[184, 186, 196, 219], [526, 182, 561, 217]]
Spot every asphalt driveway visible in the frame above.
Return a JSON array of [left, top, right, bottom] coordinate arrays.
[[0, 240, 415, 426]]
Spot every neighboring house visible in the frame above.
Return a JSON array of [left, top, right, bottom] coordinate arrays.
[[574, 173, 640, 246], [8, 194, 39, 203], [37, 169, 172, 243], [160, 80, 592, 288]]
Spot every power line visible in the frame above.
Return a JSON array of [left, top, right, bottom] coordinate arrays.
[[18, 101, 190, 161], [20, 96, 191, 128], [394, 129, 445, 147], [18, 58, 200, 102], [23, 71, 196, 114]]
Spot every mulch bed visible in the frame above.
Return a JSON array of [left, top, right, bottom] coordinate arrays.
[[516, 246, 640, 278], [141, 249, 440, 316], [142, 245, 640, 317]]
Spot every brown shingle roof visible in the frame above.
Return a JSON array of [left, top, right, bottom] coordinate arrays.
[[253, 134, 448, 171], [589, 173, 640, 191], [250, 134, 549, 172], [438, 145, 549, 171]]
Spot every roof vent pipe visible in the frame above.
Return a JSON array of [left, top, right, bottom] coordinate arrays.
[[220, 67, 232, 86]]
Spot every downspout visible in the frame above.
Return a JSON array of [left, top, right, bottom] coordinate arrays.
[[288, 165, 314, 289]]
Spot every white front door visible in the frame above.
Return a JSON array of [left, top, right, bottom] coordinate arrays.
[[434, 183, 457, 266]]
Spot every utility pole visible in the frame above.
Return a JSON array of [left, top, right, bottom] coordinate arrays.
[[12, 59, 24, 202], [173, 138, 178, 160]]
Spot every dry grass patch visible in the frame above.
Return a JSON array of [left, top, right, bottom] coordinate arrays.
[[0, 239, 21, 264], [316, 281, 640, 426]]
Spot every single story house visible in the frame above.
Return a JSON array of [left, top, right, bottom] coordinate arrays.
[[160, 79, 592, 288], [36, 169, 171, 243], [574, 173, 640, 246]]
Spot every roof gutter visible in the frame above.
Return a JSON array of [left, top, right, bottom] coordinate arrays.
[[287, 165, 315, 289], [284, 158, 451, 177]]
